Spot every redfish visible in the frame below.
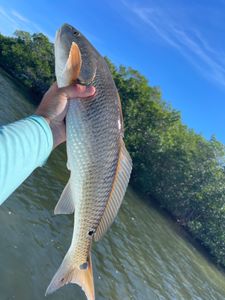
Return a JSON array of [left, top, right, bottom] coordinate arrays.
[[46, 23, 132, 300]]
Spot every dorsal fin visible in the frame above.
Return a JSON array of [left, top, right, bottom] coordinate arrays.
[[94, 141, 132, 241], [117, 92, 124, 137]]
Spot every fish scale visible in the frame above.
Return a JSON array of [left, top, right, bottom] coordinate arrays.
[[66, 59, 120, 266]]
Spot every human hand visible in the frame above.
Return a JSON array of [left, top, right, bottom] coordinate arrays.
[[35, 82, 95, 148]]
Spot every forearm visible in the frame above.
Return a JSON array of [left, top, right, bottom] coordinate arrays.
[[0, 115, 53, 204]]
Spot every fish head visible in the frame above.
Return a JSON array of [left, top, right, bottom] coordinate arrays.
[[55, 23, 98, 87]]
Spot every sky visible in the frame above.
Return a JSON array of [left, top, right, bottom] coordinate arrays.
[[0, 0, 225, 143]]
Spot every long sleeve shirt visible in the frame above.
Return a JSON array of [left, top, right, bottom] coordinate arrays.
[[0, 115, 53, 204]]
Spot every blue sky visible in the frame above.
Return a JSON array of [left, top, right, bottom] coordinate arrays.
[[0, 0, 225, 143]]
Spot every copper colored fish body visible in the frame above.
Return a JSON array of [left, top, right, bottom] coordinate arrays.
[[46, 24, 132, 300]]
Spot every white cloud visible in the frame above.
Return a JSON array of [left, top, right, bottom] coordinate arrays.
[[0, 6, 19, 32], [11, 10, 29, 23], [120, 1, 225, 89], [0, 6, 53, 41]]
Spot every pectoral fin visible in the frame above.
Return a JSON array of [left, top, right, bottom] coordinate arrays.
[[58, 42, 82, 87], [94, 141, 132, 241], [54, 179, 75, 215]]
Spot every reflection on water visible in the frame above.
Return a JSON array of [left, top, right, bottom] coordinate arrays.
[[0, 69, 225, 300]]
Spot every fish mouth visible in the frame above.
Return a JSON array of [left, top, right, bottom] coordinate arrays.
[[61, 23, 81, 35], [55, 24, 80, 52], [56, 23, 98, 86], [57, 23, 80, 36]]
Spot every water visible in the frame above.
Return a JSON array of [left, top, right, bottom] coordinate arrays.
[[0, 69, 225, 300]]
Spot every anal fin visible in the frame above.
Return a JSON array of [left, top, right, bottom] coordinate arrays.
[[94, 141, 132, 241], [54, 179, 75, 215]]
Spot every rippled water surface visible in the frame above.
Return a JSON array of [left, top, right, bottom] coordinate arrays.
[[1, 69, 225, 300]]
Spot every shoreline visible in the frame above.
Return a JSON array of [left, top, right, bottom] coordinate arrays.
[[1, 62, 225, 274], [0, 66, 46, 105], [132, 185, 225, 274]]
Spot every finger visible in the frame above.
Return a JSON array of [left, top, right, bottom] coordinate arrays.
[[51, 82, 59, 91], [63, 84, 96, 100], [44, 81, 59, 96]]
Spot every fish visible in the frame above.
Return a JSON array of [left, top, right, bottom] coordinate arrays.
[[46, 23, 132, 300]]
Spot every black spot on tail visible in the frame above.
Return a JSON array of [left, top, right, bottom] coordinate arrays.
[[88, 230, 94, 236], [79, 262, 88, 270]]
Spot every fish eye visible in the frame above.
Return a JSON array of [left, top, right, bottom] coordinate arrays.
[[73, 31, 80, 37]]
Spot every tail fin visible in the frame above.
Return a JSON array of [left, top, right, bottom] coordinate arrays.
[[45, 251, 95, 300]]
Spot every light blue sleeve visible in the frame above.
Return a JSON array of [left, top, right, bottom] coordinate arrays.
[[0, 115, 53, 204]]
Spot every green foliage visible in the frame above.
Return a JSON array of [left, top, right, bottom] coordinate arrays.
[[1, 32, 225, 267], [106, 57, 225, 266], [0, 31, 54, 97]]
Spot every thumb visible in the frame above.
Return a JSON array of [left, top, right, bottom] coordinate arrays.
[[63, 84, 96, 100]]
